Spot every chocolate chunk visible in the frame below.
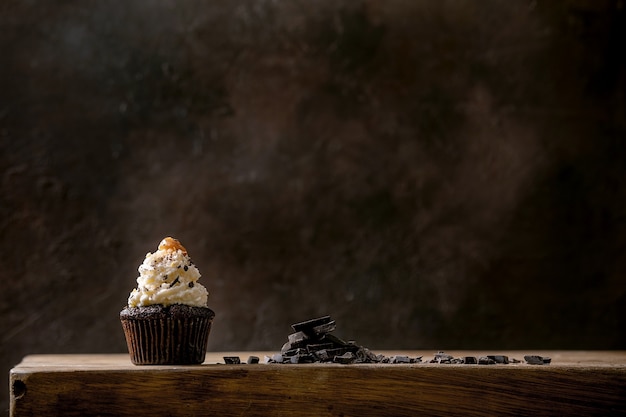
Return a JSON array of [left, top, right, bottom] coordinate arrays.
[[390, 355, 411, 364], [223, 356, 241, 364], [291, 316, 332, 332], [524, 355, 551, 365], [355, 347, 381, 363], [322, 333, 353, 348], [434, 352, 454, 363], [314, 349, 330, 362], [288, 331, 309, 345], [307, 343, 335, 353], [487, 355, 509, 364], [289, 354, 315, 364], [283, 348, 307, 357], [282, 332, 309, 352], [325, 347, 352, 359], [334, 352, 355, 364], [463, 356, 478, 364], [247, 356, 260, 364], [478, 356, 496, 365], [308, 320, 336, 337], [271, 353, 284, 363]]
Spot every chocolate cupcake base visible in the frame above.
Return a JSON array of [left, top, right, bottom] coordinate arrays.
[[120, 304, 215, 365]]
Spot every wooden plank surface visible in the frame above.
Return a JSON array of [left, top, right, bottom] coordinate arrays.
[[10, 351, 626, 416]]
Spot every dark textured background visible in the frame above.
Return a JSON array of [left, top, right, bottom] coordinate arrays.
[[2, 0, 626, 412]]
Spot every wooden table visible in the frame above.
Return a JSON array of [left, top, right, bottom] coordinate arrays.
[[9, 351, 626, 416]]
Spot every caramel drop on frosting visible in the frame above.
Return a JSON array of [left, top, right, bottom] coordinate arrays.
[[158, 236, 188, 255]]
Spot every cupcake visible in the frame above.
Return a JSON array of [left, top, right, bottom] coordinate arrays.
[[120, 237, 215, 365]]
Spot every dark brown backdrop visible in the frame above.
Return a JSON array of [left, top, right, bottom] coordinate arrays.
[[1, 0, 625, 413]]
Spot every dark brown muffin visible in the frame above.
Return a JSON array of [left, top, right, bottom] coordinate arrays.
[[120, 304, 215, 365]]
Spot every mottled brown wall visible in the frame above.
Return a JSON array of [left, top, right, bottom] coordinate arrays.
[[1, 0, 626, 412]]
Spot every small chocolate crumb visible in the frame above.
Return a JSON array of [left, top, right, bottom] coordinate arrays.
[[169, 276, 180, 288], [163, 274, 168, 280], [184, 265, 189, 271], [524, 355, 551, 365], [188, 282, 194, 288]]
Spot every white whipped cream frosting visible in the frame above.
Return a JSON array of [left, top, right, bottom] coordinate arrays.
[[128, 237, 209, 308]]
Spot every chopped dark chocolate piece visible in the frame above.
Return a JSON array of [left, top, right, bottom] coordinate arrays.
[[291, 315, 332, 332], [247, 356, 260, 364], [307, 343, 335, 353], [478, 356, 496, 365], [308, 320, 336, 337], [223, 356, 241, 364], [434, 351, 454, 363], [283, 348, 307, 357], [289, 354, 315, 364], [322, 333, 355, 349], [314, 349, 330, 362], [288, 331, 309, 345], [463, 356, 478, 364], [334, 352, 355, 364], [487, 355, 509, 364], [355, 347, 381, 363], [524, 355, 551, 365], [325, 347, 353, 360], [271, 353, 284, 363], [319, 335, 343, 347], [390, 355, 411, 364]]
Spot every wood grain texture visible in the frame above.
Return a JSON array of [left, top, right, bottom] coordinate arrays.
[[10, 352, 626, 417]]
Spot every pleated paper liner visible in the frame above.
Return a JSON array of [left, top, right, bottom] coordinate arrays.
[[120, 305, 215, 365]]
